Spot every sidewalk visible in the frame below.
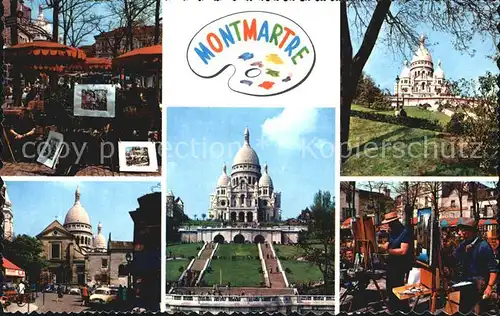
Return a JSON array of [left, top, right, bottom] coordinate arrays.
[[2, 302, 39, 313]]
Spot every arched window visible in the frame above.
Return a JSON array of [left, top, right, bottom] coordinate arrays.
[[80, 236, 84, 245]]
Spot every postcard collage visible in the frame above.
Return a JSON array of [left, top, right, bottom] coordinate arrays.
[[0, 0, 498, 314]]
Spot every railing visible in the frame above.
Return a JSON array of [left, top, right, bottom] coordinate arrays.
[[195, 242, 218, 286], [269, 243, 289, 288], [165, 294, 336, 308], [257, 243, 271, 287]]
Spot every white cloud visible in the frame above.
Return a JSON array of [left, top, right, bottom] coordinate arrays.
[[261, 108, 319, 150]]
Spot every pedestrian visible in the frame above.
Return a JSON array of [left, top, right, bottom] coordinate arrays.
[[81, 285, 89, 306], [17, 281, 26, 305], [380, 212, 412, 313], [56, 285, 63, 302], [451, 219, 498, 314]]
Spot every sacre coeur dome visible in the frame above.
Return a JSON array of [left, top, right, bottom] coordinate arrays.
[[64, 186, 91, 226], [258, 164, 273, 187], [217, 165, 231, 187], [232, 128, 260, 166]]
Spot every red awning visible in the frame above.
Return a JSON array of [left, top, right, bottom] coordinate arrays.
[[113, 44, 162, 71], [478, 219, 498, 226], [341, 217, 352, 229], [2, 258, 25, 278]]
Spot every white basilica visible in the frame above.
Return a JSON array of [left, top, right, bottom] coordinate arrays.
[[392, 35, 469, 111], [208, 128, 281, 223]]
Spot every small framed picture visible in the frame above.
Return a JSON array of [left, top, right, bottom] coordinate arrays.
[[37, 131, 64, 169], [74, 84, 116, 118], [118, 141, 158, 172], [148, 131, 160, 142]]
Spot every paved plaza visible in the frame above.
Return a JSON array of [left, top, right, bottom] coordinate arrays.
[[0, 162, 161, 176], [4, 293, 87, 313]]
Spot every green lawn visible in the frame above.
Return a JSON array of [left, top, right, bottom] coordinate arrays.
[[167, 259, 190, 282], [216, 244, 259, 258], [203, 259, 262, 286], [275, 245, 305, 259], [342, 117, 484, 176], [351, 104, 451, 125], [281, 261, 324, 284], [167, 243, 202, 258]]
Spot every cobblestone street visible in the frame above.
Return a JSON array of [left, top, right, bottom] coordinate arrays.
[[0, 162, 161, 176], [34, 293, 88, 313]]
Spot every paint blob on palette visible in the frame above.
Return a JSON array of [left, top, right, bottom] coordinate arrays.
[[187, 11, 316, 96]]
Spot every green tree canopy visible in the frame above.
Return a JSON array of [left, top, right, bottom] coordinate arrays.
[[3, 235, 48, 284]]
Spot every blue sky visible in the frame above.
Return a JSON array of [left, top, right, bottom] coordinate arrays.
[[5, 181, 159, 240], [349, 12, 497, 91], [167, 107, 335, 220]]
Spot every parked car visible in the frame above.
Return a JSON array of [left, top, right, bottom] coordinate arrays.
[[69, 287, 81, 295], [43, 284, 56, 293], [89, 287, 118, 306]]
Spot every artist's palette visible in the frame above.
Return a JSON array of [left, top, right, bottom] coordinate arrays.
[[187, 11, 316, 96]]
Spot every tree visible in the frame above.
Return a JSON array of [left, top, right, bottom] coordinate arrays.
[[106, 0, 156, 51], [298, 190, 334, 294], [341, 0, 498, 163], [444, 72, 498, 174], [449, 182, 468, 218], [201, 213, 206, 221], [59, 0, 103, 46], [422, 182, 442, 219], [3, 235, 49, 284], [354, 73, 391, 110]]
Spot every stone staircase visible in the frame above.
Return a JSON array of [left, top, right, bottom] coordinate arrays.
[[261, 242, 287, 289], [180, 242, 215, 286]]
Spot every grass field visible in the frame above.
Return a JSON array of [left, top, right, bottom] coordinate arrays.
[[275, 245, 305, 258], [342, 116, 483, 176], [280, 261, 323, 284], [203, 259, 262, 286], [167, 259, 190, 282], [167, 243, 202, 258], [351, 104, 451, 125], [216, 244, 259, 257]]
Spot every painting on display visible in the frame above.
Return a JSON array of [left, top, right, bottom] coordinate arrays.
[[74, 84, 116, 118], [118, 141, 158, 172], [37, 131, 64, 169]]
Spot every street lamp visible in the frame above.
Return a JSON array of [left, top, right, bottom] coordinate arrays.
[[395, 75, 400, 109]]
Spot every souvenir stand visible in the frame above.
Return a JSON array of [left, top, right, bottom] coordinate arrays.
[[2, 41, 86, 164]]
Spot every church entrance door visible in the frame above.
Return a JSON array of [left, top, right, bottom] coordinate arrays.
[[233, 234, 245, 243], [254, 235, 265, 243], [214, 234, 225, 243]]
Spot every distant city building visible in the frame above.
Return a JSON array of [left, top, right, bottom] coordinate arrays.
[[339, 182, 393, 223], [1, 184, 14, 241], [166, 190, 184, 218], [92, 25, 161, 58]]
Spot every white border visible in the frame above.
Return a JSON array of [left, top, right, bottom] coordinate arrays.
[[74, 84, 116, 118], [118, 141, 159, 173], [36, 131, 64, 169]]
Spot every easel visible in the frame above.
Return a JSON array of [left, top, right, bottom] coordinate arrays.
[[344, 211, 387, 312], [1, 125, 17, 163]]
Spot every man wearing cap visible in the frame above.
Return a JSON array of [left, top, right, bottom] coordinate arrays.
[[453, 218, 498, 314], [380, 211, 413, 313]]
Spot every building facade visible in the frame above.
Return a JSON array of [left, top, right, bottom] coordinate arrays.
[[1, 184, 14, 241], [392, 35, 471, 111], [37, 187, 134, 285], [208, 128, 281, 223], [92, 25, 161, 58]]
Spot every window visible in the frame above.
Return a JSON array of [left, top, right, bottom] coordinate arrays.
[[102, 259, 108, 268], [51, 243, 61, 259], [451, 200, 456, 208]]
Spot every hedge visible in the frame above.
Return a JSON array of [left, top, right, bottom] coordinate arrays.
[[351, 110, 444, 132]]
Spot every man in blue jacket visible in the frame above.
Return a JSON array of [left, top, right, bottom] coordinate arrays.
[[453, 218, 498, 314]]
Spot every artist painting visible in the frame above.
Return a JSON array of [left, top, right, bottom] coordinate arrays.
[[380, 212, 413, 313], [118, 141, 158, 173], [36, 131, 64, 169], [125, 147, 150, 167], [81, 89, 107, 111], [74, 84, 116, 118]]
